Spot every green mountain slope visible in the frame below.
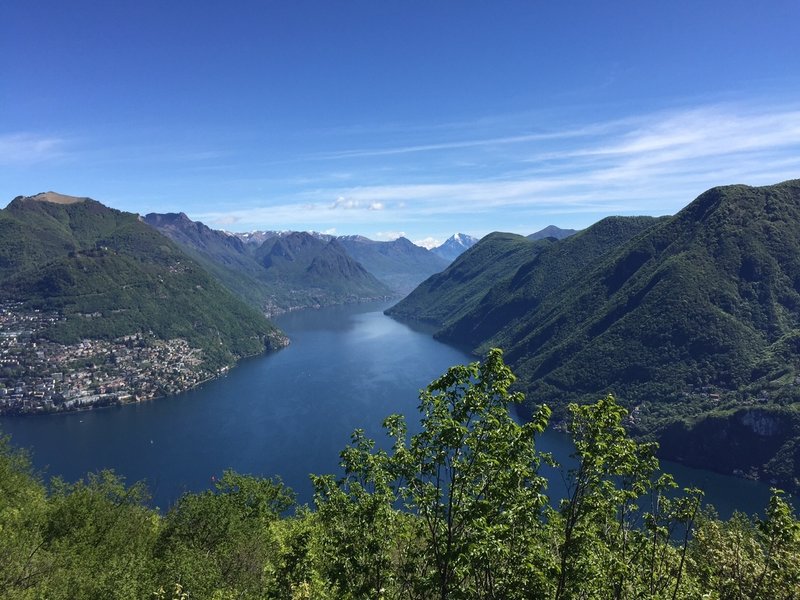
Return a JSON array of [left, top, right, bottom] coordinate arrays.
[[389, 180, 800, 488], [0, 194, 284, 369], [385, 232, 551, 328], [502, 181, 800, 410], [387, 216, 659, 339], [441, 216, 664, 349]]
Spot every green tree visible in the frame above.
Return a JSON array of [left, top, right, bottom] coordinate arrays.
[[266, 508, 336, 600], [155, 471, 294, 598], [396, 348, 552, 599], [690, 490, 800, 599], [38, 470, 158, 599], [316, 348, 553, 600], [0, 434, 49, 598], [312, 427, 400, 599], [553, 395, 701, 600]]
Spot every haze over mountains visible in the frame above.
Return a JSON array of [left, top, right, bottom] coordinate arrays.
[[144, 213, 392, 314], [389, 180, 800, 490], [335, 235, 450, 295]]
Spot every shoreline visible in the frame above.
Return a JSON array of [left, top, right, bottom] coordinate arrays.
[[0, 339, 290, 418]]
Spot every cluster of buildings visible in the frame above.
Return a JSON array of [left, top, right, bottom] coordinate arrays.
[[0, 303, 214, 415]]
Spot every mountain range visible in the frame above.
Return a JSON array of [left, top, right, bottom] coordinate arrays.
[[144, 213, 395, 314], [335, 235, 450, 295], [388, 180, 800, 489], [144, 214, 453, 311]]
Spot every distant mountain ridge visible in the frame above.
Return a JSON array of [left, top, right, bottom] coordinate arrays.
[[142, 212, 279, 311], [145, 215, 391, 314], [528, 225, 578, 240], [254, 232, 391, 301], [336, 236, 450, 294], [388, 180, 800, 490], [233, 230, 334, 246], [149, 217, 450, 301]]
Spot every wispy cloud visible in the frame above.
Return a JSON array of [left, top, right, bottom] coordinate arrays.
[[323, 103, 800, 209], [331, 196, 384, 211], [195, 101, 800, 233], [0, 132, 67, 165], [313, 122, 617, 160], [414, 236, 441, 249], [374, 231, 406, 241]]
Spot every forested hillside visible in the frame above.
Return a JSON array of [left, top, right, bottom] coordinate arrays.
[[0, 194, 284, 370], [255, 233, 391, 310], [386, 232, 554, 328], [388, 181, 800, 490], [1, 351, 798, 599]]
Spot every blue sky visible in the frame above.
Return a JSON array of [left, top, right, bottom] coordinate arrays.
[[2, 1, 799, 247]]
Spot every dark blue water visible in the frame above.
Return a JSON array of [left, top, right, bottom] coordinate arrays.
[[0, 301, 778, 517]]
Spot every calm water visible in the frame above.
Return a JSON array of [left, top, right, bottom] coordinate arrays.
[[0, 301, 778, 517]]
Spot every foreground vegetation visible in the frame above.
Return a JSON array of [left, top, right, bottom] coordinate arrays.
[[2, 350, 799, 599]]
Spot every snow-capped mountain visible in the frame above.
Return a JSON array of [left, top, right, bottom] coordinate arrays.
[[431, 233, 479, 262]]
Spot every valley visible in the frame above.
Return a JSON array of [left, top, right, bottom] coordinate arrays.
[[4, 183, 800, 491]]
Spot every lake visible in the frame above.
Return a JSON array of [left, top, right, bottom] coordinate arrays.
[[0, 301, 777, 517]]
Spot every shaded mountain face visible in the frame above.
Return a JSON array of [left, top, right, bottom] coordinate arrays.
[[254, 232, 389, 296], [144, 212, 247, 256], [527, 225, 578, 240], [388, 180, 800, 490], [1, 195, 283, 369], [146, 214, 391, 313], [431, 233, 479, 262], [143, 212, 277, 311], [336, 236, 450, 295]]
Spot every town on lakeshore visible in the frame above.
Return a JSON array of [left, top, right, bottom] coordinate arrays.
[[0, 302, 219, 415]]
